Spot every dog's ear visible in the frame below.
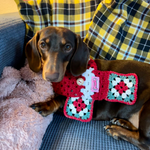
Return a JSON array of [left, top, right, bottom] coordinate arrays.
[[70, 35, 89, 76], [25, 32, 41, 73]]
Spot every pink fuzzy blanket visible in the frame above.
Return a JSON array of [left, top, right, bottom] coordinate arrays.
[[0, 63, 54, 150]]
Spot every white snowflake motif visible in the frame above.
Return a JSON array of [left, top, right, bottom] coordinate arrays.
[[81, 68, 95, 100]]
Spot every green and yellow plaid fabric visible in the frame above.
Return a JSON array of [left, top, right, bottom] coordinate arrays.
[[15, 0, 99, 40], [84, 0, 150, 62], [14, 0, 150, 63]]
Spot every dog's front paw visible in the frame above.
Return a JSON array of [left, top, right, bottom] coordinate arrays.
[[110, 118, 137, 131], [30, 102, 52, 117], [104, 125, 120, 140], [110, 118, 125, 126]]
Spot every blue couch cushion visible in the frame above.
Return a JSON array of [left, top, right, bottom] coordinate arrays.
[[40, 112, 139, 150]]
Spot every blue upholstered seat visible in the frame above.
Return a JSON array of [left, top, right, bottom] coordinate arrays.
[[40, 113, 139, 150]]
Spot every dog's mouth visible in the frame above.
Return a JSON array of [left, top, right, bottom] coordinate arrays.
[[43, 71, 65, 82]]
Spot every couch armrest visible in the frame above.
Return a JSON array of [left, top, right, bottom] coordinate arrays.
[[0, 12, 26, 76]]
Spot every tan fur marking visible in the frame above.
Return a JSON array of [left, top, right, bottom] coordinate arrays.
[[52, 100, 59, 111], [129, 106, 144, 129], [61, 38, 66, 45], [53, 52, 58, 71], [46, 38, 50, 43]]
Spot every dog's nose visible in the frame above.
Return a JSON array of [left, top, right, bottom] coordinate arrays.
[[45, 72, 59, 82]]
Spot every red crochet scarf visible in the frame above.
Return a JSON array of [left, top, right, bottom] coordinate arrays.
[[52, 59, 138, 122]]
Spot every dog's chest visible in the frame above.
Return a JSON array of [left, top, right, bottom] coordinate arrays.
[[52, 59, 138, 122]]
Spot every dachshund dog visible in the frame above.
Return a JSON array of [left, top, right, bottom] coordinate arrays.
[[25, 26, 150, 150]]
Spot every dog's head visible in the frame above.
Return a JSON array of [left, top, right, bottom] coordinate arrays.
[[25, 27, 89, 82]]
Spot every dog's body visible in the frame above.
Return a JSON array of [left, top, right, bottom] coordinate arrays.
[[25, 26, 150, 150]]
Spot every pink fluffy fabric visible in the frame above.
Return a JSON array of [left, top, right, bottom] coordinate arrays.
[[0, 63, 54, 150]]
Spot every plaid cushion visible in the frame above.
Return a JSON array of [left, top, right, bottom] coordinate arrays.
[[14, 0, 150, 62], [84, 0, 150, 62], [14, 0, 99, 41]]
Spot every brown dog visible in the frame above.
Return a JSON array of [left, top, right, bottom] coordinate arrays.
[[25, 26, 150, 150]]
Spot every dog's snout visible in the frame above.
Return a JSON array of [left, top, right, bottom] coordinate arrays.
[[45, 72, 59, 82]]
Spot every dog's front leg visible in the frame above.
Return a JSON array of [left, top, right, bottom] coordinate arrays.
[[30, 94, 66, 116], [104, 118, 150, 150]]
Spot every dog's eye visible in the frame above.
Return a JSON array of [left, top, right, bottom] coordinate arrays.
[[64, 44, 72, 52], [40, 42, 46, 49]]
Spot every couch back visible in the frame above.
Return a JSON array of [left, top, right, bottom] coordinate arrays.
[[0, 12, 26, 76]]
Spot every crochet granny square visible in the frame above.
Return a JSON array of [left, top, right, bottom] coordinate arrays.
[[106, 72, 138, 105]]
